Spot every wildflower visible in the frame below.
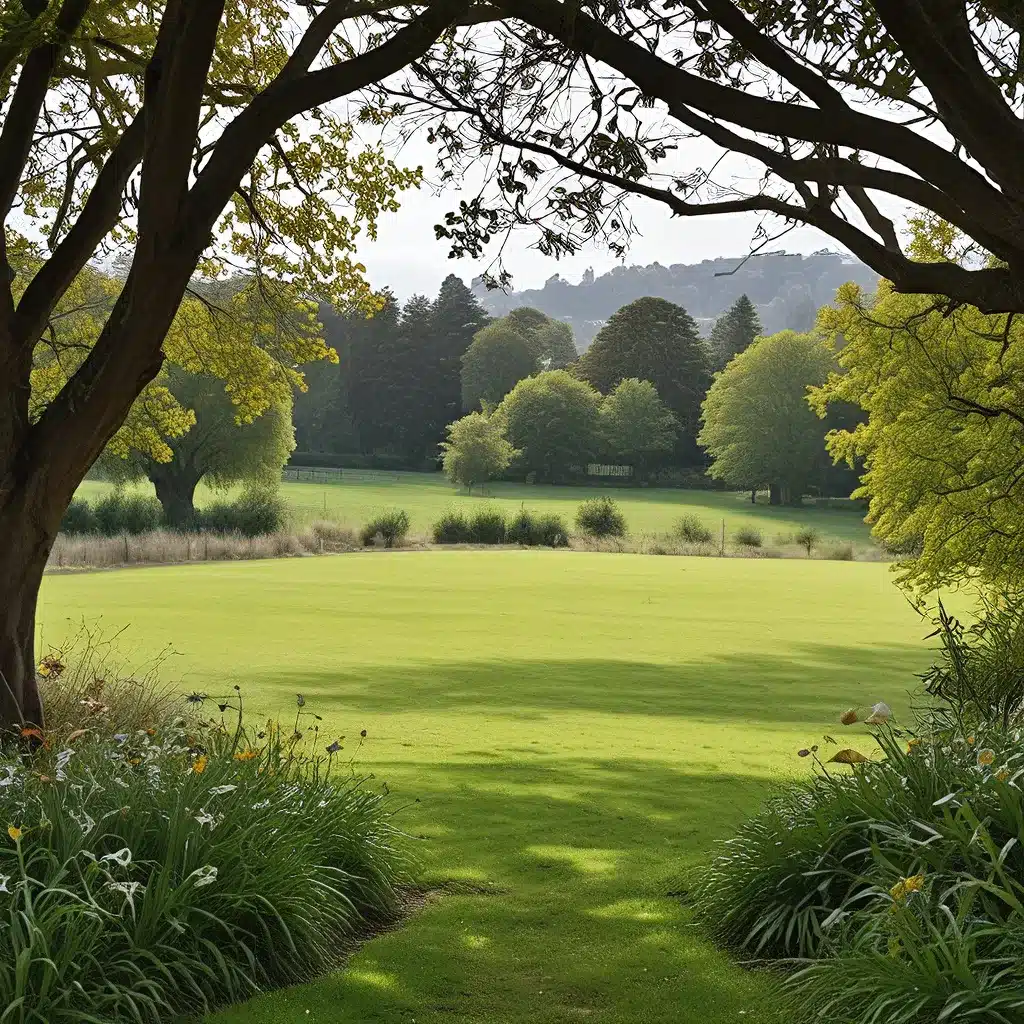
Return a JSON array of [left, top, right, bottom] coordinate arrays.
[[360, 729, 367, 738], [978, 748, 996, 767], [194, 809, 218, 829], [192, 754, 208, 774], [101, 848, 132, 868], [19, 726, 43, 743], [208, 784, 237, 796], [296, 693, 306, 708], [996, 769, 1010, 782], [146, 728, 156, 737], [190, 864, 218, 889], [233, 749, 258, 762], [906, 738, 922, 753], [864, 702, 892, 725], [967, 735, 975, 745], [327, 740, 342, 755], [889, 874, 925, 902], [840, 709, 858, 725], [7, 826, 22, 843], [36, 655, 65, 679]]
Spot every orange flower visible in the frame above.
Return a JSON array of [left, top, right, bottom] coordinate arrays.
[[977, 748, 996, 767], [996, 769, 1010, 782], [7, 826, 22, 843], [192, 755, 208, 774], [233, 749, 258, 762]]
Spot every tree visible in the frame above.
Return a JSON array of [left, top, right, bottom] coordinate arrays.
[[708, 295, 762, 372], [0, 0, 464, 726], [348, 293, 403, 453], [461, 322, 538, 411], [404, 1, 1024, 317], [103, 367, 294, 526], [600, 378, 678, 479], [496, 370, 602, 481], [390, 294, 437, 459], [811, 280, 1024, 594], [430, 275, 491, 435], [532, 320, 578, 368], [699, 331, 837, 505], [577, 297, 710, 460], [440, 411, 517, 493]]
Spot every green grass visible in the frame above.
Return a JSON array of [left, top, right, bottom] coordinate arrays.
[[39, 552, 930, 1023], [77, 469, 873, 545]]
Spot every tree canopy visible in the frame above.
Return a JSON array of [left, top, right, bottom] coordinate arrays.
[[102, 366, 294, 527], [708, 295, 761, 372], [812, 280, 1024, 594], [441, 410, 518, 492], [699, 330, 837, 505], [600, 378, 677, 477], [577, 297, 709, 459], [461, 321, 538, 411], [496, 369, 602, 480]]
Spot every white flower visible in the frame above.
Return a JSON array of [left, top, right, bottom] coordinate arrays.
[[70, 811, 96, 836], [101, 848, 132, 868], [55, 748, 75, 781], [106, 880, 144, 900], [193, 808, 219, 829], [865, 702, 892, 725], [208, 785, 237, 797], [190, 865, 218, 889]]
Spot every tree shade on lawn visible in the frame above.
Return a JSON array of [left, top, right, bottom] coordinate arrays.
[[40, 553, 934, 1024]]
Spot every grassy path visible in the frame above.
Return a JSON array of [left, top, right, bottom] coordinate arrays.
[[41, 553, 930, 1023]]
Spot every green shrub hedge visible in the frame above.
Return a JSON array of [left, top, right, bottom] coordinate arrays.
[[432, 509, 472, 544], [93, 493, 163, 536], [575, 497, 627, 538], [196, 490, 288, 536], [469, 508, 507, 544], [360, 509, 410, 548]]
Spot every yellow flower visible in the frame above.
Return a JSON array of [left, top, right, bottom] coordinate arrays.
[[233, 749, 258, 762], [906, 738, 921, 753], [967, 735, 975, 745], [192, 755, 208, 775], [7, 826, 22, 843], [37, 663, 51, 677], [889, 874, 925, 902], [996, 769, 1010, 782], [977, 748, 996, 767]]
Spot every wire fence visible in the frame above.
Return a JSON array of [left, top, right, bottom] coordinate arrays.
[[281, 467, 404, 486]]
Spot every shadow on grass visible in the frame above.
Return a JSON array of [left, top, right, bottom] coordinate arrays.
[[210, 758, 792, 1024], [253, 642, 929, 726]]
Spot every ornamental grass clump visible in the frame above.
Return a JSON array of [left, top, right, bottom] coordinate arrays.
[[0, 689, 405, 1021]]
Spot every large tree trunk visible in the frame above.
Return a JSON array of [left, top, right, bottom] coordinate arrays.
[[150, 464, 200, 528], [769, 483, 787, 506], [0, 492, 59, 729]]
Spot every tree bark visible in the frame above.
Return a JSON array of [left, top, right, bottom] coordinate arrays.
[[769, 483, 785, 506], [150, 464, 200, 528], [0, 490, 55, 729]]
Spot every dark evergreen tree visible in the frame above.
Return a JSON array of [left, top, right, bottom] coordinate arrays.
[[348, 291, 401, 453], [577, 297, 711, 463], [708, 294, 762, 371], [429, 275, 491, 434], [389, 294, 438, 460]]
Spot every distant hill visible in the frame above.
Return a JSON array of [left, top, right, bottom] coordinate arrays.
[[473, 250, 878, 349]]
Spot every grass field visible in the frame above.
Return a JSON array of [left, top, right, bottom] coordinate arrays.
[[39, 552, 930, 1023], [77, 470, 873, 547]]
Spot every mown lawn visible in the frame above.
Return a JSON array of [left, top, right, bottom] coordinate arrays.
[[77, 469, 873, 546], [40, 552, 930, 1023]]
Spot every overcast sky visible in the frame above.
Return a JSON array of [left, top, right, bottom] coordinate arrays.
[[347, 124, 876, 303]]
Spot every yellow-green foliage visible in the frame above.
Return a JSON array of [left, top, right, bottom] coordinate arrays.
[[812, 280, 1024, 593]]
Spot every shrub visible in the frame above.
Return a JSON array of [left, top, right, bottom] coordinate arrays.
[[922, 595, 1024, 730], [60, 498, 98, 535], [506, 508, 536, 545], [93, 492, 164, 535], [675, 514, 714, 545], [432, 509, 472, 544], [197, 489, 289, 537], [575, 497, 627, 538], [360, 508, 410, 548], [733, 526, 762, 548], [827, 542, 855, 561], [470, 507, 507, 544], [532, 512, 570, 548], [0, 700, 404, 1021], [795, 527, 821, 555]]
